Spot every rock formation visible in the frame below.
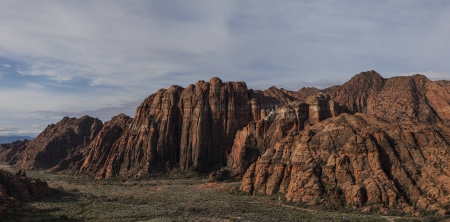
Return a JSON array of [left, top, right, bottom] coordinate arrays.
[[49, 113, 132, 174], [9, 115, 103, 169], [281, 87, 321, 101], [93, 78, 297, 178], [0, 169, 51, 216], [226, 93, 348, 178], [1, 72, 450, 215], [240, 113, 450, 215], [328, 70, 450, 123], [327, 70, 385, 114], [0, 140, 29, 162]]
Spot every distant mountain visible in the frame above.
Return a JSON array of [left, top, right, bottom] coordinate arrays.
[[0, 136, 34, 144]]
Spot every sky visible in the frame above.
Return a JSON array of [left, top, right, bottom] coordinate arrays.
[[1, 0, 450, 136]]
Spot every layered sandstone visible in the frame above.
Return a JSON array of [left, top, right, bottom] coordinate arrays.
[[50, 114, 132, 174], [94, 78, 296, 178], [281, 87, 321, 101], [240, 113, 450, 215], [0, 169, 51, 216], [328, 70, 450, 123], [9, 116, 103, 169], [226, 93, 348, 178], [328, 70, 385, 113], [2, 72, 450, 193]]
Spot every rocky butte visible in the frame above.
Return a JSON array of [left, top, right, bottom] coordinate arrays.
[[3, 70, 450, 215]]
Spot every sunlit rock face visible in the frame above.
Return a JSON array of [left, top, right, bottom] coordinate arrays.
[[241, 113, 450, 215], [86, 77, 300, 178], [328, 70, 450, 124]]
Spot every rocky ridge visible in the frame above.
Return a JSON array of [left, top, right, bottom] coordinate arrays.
[[92, 78, 300, 178], [0, 140, 29, 162], [226, 92, 348, 178], [0, 169, 51, 216], [240, 113, 450, 215], [2, 72, 450, 215], [49, 113, 132, 174], [327, 70, 450, 123], [9, 115, 103, 169]]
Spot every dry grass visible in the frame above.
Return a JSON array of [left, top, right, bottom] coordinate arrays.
[[1, 164, 396, 221]]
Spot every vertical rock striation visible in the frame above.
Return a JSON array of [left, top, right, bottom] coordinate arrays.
[[93, 78, 297, 178], [49, 113, 132, 174]]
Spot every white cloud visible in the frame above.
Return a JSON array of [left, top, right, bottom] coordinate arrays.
[[0, 125, 18, 131], [3, 64, 11, 68], [0, 1, 450, 136]]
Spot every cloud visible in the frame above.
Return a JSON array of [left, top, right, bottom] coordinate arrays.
[[2, 1, 449, 88], [3, 64, 11, 68], [0, 126, 18, 131], [31, 99, 142, 122], [0, 1, 450, 136]]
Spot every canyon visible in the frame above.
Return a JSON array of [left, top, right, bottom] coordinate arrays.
[[2, 70, 450, 216]]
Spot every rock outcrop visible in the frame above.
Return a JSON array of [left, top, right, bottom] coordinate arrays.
[[0, 169, 51, 216], [328, 70, 450, 123], [2, 72, 450, 188], [9, 116, 103, 169], [226, 93, 348, 178], [327, 70, 385, 114], [0, 140, 29, 162], [281, 87, 321, 101], [49, 114, 132, 174], [1, 73, 450, 215], [93, 78, 297, 178], [240, 113, 450, 215]]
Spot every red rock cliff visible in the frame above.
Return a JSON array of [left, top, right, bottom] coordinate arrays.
[[49, 113, 132, 174], [227, 93, 349, 178], [328, 71, 450, 123], [240, 113, 450, 215], [94, 78, 297, 178], [9, 116, 103, 169]]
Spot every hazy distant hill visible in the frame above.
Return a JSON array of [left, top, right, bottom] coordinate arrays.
[[0, 136, 34, 144]]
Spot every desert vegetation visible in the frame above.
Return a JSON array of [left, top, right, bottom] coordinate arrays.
[[3, 164, 448, 222]]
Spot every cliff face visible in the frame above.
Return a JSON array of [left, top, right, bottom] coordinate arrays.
[[49, 114, 132, 174], [1, 73, 450, 215], [240, 113, 450, 215], [227, 93, 349, 178], [2, 72, 450, 185], [0, 140, 29, 162], [367, 75, 450, 123], [0, 169, 51, 216], [328, 70, 385, 114], [94, 78, 296, 178], [9, 116, 103, 169], [328, 71, 450, 123]]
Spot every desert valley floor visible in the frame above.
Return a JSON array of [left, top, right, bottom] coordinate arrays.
[[1, 163, 443, 222]]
